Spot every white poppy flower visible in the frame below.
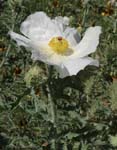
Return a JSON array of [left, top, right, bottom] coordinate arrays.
[[9, 11, 101, 78]]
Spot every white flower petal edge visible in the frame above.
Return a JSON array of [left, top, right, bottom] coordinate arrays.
[[71, 26, 102, 58], [20, 12, 54, 40], [56, 57, 99, 78], [54, 16, 69, 26], [9, 31, 30, 47]]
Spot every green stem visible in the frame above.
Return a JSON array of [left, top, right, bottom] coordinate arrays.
[[47, 84, 56, 124], [31, 87, 39, 113], [46, 65, 56, 149]]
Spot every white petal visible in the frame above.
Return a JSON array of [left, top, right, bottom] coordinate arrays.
[[73, 26, 102, 58], [20, 12, 49, 36], [64, 27, 81, 46], [9, 31, 30, 47], [55, 16, 69, 26], [56, 57, 99, 78], [51, 16, 72, 37], [20, 11, 60, 40], [53, 16, 69, 33]]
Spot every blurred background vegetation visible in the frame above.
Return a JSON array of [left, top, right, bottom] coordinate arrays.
[[0, 0, 117, 149]]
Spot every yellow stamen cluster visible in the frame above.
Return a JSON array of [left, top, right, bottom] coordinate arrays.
[[49, 37, 69, 54]]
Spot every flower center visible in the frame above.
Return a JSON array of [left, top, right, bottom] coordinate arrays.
[[49, 37, 69, 54]]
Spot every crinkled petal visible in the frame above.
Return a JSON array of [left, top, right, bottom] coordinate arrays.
[[52, 16, 69, 33], [9, 31, 30, 47], [54, 16, 69, 26], [56, 57, 99, 78], [20, 12, 61, 40], [72, 26, 101, 58]]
